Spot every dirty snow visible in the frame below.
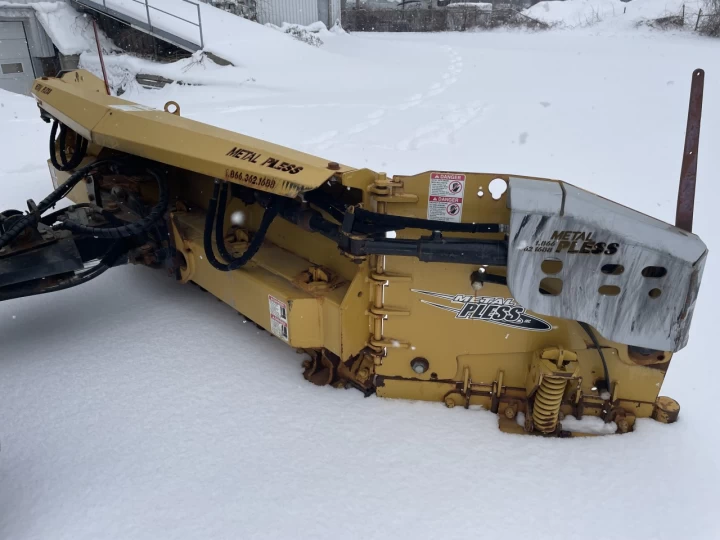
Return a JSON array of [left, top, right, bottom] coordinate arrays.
[[2, 16, 720, 540]]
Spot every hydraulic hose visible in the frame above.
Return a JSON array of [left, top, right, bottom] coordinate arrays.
[[0, 158, 111, 250], [0, 157, 167, 250], [49, 120, 88, 172], [55, 167, 168, 238], [579, 321, 612, 393], [204, 180, 282, 272], [215, 182, 238, 263]]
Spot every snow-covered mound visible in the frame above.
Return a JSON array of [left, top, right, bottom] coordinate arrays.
[[524, 0, 703, 28], [524, 0, 625, 26], [7, 1, 354, 93]]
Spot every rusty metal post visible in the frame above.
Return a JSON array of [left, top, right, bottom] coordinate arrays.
[[92, 19, 111, 96], [675, 69, 704, 233]]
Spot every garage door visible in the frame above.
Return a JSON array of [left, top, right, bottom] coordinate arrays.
[[0, 21, 35, 95]]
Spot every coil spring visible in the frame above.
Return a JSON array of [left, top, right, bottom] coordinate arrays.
[[532, 376, 567, 433]]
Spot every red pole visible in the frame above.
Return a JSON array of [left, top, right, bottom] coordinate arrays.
[[92, 19, 111, 96]]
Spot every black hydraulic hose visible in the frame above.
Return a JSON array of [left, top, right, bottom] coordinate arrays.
[[49, 120, 88, 172], [214, 182, 237, 263], [579, 321, 612, 392], [204, 181, 282, 272], [0, 240, 127, 302], [58, 123, 68, 168], [56, 167, 168, 238], [203, 181, 227, 271], [0, 159, 112, 250]]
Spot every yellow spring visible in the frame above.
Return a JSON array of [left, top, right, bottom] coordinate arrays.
[[532, 376, 567, 433]]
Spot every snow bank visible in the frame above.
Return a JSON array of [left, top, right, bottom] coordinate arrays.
[[20, 0, 361, 94], [625, 0, 703, 22], [446, 2, 492, 10], [266, 21, 348, 38], [523, 0, 703, 28], [82, 0, 334, 70], [0, 1, 117, 56], [523, 0, 626, 27], [79, 51, 255, 91], [263, 21, 349, 48]]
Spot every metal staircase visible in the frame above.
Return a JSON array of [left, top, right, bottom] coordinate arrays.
[[72, 0, 204, 53]]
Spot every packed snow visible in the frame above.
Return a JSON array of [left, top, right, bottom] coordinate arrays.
[[2, 5, 720, 540], [516, 412, 619, 435]]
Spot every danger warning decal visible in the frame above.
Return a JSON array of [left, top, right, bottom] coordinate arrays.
[[268, 295, 289, 341], [412, 289, 552, 331], [428, 172, 465, 223]]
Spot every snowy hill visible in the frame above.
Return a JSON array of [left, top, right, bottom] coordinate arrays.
[[524, 0, 704, 27]]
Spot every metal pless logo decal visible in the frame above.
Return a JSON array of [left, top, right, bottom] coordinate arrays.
[[412, 289, 551, 331]]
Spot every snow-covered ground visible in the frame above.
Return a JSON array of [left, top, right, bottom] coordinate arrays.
[[2, 15, 720, 540]]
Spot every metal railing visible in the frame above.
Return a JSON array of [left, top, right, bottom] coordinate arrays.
[[76, 0, 204, 50]]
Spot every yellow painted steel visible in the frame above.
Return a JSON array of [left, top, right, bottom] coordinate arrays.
[[31, 72, 677, 436], [32, 71, 353, 198]]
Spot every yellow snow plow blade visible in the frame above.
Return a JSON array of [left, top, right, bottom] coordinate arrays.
[[1, 69, 705, 438]]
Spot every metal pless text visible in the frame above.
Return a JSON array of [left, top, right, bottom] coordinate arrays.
[[412, 289, 551, 331]]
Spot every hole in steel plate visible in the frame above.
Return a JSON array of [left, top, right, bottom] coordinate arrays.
[[489, 178, 508, 200], [541, 259, 563, 275], [411, 357, 429, 374], [642, 266, 667, 278], [601, 264, 624, 275], [598, 285, 621, 296], [649, 288, 662, 299], [539, 277, 563, 296]]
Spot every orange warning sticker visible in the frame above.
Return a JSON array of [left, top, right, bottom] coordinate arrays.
[[428, 172, 465, 223]]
